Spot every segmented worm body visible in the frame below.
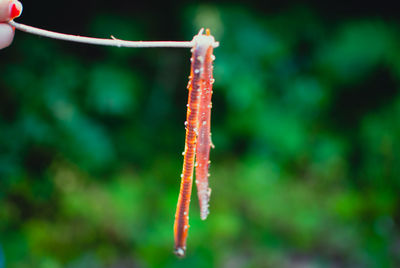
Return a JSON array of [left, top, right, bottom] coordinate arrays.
[[174, 30, 215, 257], [195, 35, 215, 221]]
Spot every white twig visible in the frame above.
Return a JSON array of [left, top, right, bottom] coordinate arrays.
[[8, 20, 219, 48]]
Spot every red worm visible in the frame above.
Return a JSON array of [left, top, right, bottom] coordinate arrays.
[[174, 30, 215, 257], [195, 29, 215, 220]]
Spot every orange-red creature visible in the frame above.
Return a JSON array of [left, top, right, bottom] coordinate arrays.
[[174, 29, 216, 257]]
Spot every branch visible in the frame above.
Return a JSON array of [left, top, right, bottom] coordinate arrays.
[[8, 20, 219, 48]]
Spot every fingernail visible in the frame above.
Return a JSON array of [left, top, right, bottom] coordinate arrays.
[[10, 0, 23, 19]]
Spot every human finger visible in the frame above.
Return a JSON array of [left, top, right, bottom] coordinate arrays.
[[0, 23, 14, 49], [0, 0, 22, 22]]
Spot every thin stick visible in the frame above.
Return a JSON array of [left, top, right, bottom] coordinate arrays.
[[8, 20, 219, 48]]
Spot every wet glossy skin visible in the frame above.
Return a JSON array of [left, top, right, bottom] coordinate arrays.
[[173, 31, 215, 257]]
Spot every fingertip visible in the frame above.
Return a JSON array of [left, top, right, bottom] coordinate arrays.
[[0, 23, 15, 49], [10, 0, 23, 19], [0, 0, 22, 21]]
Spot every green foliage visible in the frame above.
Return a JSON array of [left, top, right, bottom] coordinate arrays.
[[1, 2, 400, 268]]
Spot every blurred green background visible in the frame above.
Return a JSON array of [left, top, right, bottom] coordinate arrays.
[[1, 0, 400, 267]]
